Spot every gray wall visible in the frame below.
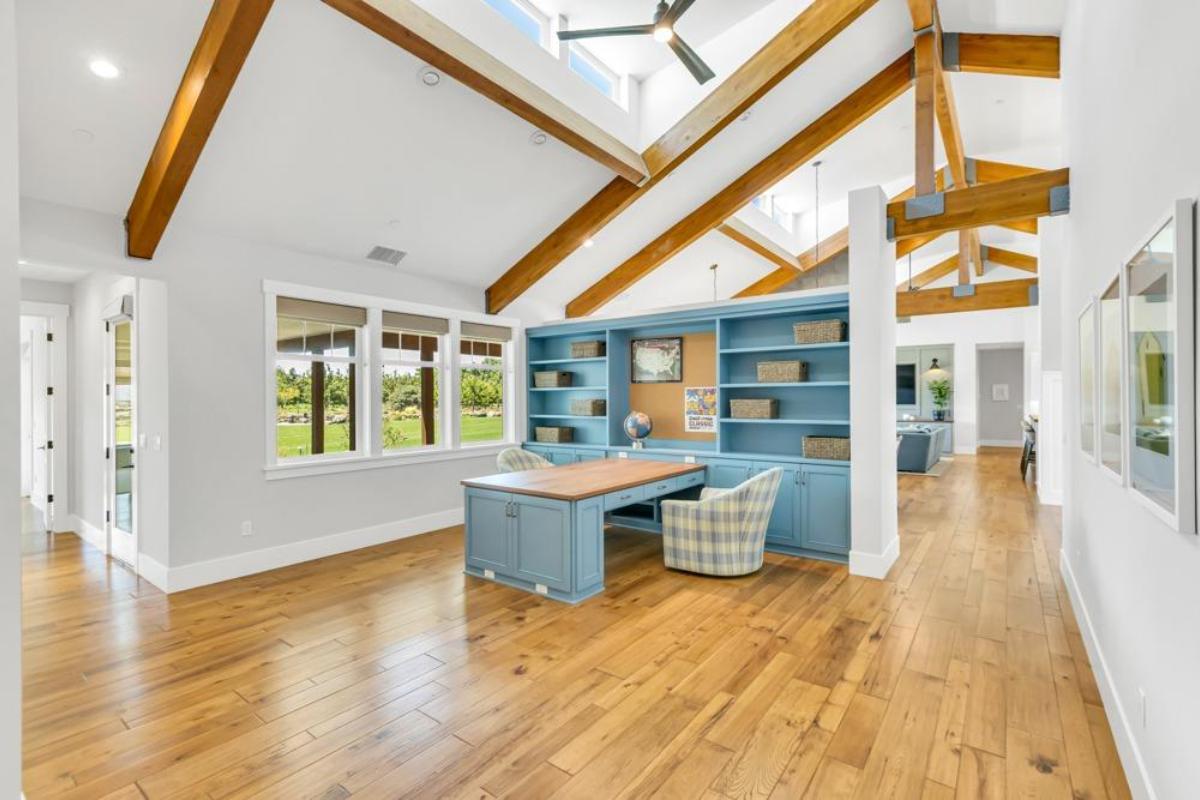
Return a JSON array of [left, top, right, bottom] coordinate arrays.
[[976, 347, 1024, 445]]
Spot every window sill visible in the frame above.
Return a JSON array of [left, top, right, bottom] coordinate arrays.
[[264, 442, 514, 481]]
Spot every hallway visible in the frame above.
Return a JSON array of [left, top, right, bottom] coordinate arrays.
[[20, 451, 1130, 798]]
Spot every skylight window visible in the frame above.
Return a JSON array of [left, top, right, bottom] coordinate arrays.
[[568, 43, 619, 101], [482, 0, 548, 47]]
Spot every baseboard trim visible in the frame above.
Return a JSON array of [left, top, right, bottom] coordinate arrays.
[[849, 535, 900, 580], [1038, 487, 1063, 506], [70, 515, 106, 555], [162, 508, 465, 593], [978, 439, 1024, 448], [953, 446, 977, 456], [1059, 551, 1157, 800], [137, 554, 170, 594]]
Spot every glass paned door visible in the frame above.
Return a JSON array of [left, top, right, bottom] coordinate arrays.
[[113, 320, 134, 536]]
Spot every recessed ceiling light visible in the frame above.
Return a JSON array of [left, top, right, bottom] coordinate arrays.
[[89, 59, 120, 79], [72, 128, 94, 144], [739, 111, 752, 122], [417, 66, 441, 87], [583, 238, 595, 248], [17, 259, 28, 266], [529, 130, 549, 146]]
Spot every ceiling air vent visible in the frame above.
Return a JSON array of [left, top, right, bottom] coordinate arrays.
[[365, 245, 407, 266]]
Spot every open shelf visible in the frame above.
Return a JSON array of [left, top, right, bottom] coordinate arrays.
[[719, 418, 851, 425], [529, 386, 607, 392], [720, 381, 849, 389], [529, 414, 607, 420], [719, 342, 849, 355], [529, 357, 607, 365]]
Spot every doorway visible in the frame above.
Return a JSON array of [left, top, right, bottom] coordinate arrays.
[[976, 345, 1026, 448], [18, 302, 68, 535], [105, 311, 137, 567]]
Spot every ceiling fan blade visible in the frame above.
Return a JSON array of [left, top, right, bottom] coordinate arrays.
[[663, 0, 698, 26], [557, 24, 654, 41], [669, 35, 715, 84]]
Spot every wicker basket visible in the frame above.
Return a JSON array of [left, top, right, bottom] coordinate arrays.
[[570, 398, 606, 416], [757, 360, 808, 383], [570, 340, 606, 358], [793, 319, 847, 344], [533, 370, 572, 388], [534, 426, 574, 443], [805, 436, 850, 460], [729, 398, 779, 419]]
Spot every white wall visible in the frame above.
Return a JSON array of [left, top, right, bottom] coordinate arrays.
[[976, 346, 1024, 446], [24, 198, 533, 590], [896, 305, 1038, 454], [20, 277, 71, 305], [0, 0, 21, 792], [1060, 1, 1200, 797]]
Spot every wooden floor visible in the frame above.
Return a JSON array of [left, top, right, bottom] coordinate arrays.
[[21, 449, 1131, 799]]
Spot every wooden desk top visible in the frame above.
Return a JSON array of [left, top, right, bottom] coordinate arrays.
[[461, 459, 705, 501]]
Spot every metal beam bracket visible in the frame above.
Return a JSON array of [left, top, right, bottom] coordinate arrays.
[[1029, 284, 1040, 306], [964, 156, 977, 185], [1049, 185, 1070, 216], [905, 193, 945, 221], [979, 244, 990, 261], [887, 216, 896, 241], [942, 32, 961, 71], [952, 284, 976, 298]]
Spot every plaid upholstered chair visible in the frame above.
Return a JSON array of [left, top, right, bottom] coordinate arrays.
[[660, 468, 783, 576], [496, 447, 553, 473]]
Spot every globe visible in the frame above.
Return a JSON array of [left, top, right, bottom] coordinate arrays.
[[623, 411, 653, 447]]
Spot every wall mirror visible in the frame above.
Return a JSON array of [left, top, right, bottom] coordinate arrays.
[[1078, 299, 1097, 461], [1098, 275, 1124, 478], [1123, 200, 1196, 532]]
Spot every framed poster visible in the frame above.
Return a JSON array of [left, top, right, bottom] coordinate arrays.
[[1078, 299, 1098, 462], [1123, 199, 1196, 533], [631, 337, 682, 383], [1098, 274, 1125, 480], [684, 386, 716, 432]]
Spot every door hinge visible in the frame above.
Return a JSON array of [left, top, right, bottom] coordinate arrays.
[[47, 493, 54, 504], [105, 384, 111, 396], [105, 321, 110, 333], [105, 447, 111, 460], [46, 440, 53, 450], [46, 386, 54, 396], [105, 510, 111, 523], [46, 332, 53, 342]]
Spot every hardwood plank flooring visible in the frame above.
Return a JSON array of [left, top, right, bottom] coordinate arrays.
[[20, 450, 1131, 799]]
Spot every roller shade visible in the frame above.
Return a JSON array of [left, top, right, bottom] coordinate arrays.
[[461, 321, 512, 341], [382, 311, 449, 335], [277, 297, 366, 327]]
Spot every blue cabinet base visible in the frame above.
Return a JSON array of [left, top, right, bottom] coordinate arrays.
[[464, 564, 605, 605]]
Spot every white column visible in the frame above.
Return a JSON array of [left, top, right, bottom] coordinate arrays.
[[0, 0, 23, 793], [1037, 215, 1069, 505], [848, 186, 899, 578]]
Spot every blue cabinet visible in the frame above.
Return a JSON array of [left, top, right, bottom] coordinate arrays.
[[799, 464, 851, 555], [706, 459, 753, 489], [573, 448, 606, 462], [753, 462, 800, 546], [512, 495, 572, 592], [464, 489, 512, 573]]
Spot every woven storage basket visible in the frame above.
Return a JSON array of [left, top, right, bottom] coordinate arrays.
[[570, 340, 606, 358], [570, 398, 606, 416], [533, 370, 572, 388], [534, 426, 574, 444], [805, 436, 850, 460], [793, 319, 847, 344], [757, 360, 808, 383], [729, 398, 779, 419]]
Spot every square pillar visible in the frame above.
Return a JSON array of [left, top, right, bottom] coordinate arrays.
[[848, 186, 899, 578]]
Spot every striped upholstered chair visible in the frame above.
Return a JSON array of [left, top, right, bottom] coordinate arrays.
[[496, 447, 553, 473], [660, 468, 783, 576]]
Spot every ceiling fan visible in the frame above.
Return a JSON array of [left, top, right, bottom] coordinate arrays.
[[556, 0, 716, 85]]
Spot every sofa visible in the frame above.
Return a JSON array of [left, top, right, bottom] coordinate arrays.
[[897, 426, 945, 473]]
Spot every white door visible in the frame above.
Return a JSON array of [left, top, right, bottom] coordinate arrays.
[[106, 317, 137, 567], [29, 318, 51, 515]]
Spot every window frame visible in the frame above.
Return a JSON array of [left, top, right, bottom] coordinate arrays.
[[457, 336, 511, 449], [482, 0, 551, 49], [263, 281, 521, 480], [379, 325, 448, 456], [567, 41, 620, 102]]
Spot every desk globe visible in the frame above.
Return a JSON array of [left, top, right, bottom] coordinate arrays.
[[623, 411, 653, 449]]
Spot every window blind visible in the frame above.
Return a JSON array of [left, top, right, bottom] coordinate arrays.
[[461, 321, 512, 341], [277, 297, 367, 327], [382, 311, 450, 335]]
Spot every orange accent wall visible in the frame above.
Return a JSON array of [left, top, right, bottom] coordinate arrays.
[[629, 332, 716, 442]]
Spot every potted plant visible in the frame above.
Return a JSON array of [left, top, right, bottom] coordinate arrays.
[[927, 378, 952, 421]]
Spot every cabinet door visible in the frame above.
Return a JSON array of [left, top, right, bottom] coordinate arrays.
[[465, 489, 512, 573], [512, 495, 573, 592], [546, 449, 575, 466], [705, 460, 754, 489], [574, 449, 606, 462], [753, 463, 800, 545], [799, 465, 851, 555]]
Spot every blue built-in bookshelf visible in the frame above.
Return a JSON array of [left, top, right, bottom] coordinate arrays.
[[523, 292, 853, 562]]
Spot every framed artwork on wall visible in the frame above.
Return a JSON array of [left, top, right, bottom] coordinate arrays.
[[1098, 274, 1125, 481], [1122, 199, 1196, 533], [1078, 299, 1098, 462], [631, 337, 683, 383]]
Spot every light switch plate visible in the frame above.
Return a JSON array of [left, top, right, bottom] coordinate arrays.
[[617, 451, 628, 459], [684, 455, 696, 464]]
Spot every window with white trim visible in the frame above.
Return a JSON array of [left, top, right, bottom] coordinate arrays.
[[274, 297, 365, 460], [267, 286, 518, 472], [568, 42, 619, 101], [482, 0, 549, 48]]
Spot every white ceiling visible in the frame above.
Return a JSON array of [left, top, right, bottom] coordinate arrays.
[[531, 0, 776, 78]]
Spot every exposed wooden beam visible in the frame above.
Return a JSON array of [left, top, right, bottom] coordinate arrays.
[[945, 33, 1060, 79], [717, 220, 799, 274], [324, 0, 646, 183], [483, 0, 879, 313], [897, 277, 1038, 317], [905, 0, 935, 30], [734, 227, 849, 298], [958, 230, 973, 283], [999, 217, 1040, 235], [974, 159, 1045, 183], [913, 29, 938, 195], [567, 52, 914, 317], [896, 232, 942, 258], [125, 0, 275, 259], [897, 253, 958, 290], [888, 167, 1069, 240], [986, 246, 1038, 273]]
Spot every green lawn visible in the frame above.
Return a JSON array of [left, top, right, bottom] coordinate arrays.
[[276, 416, 503, 458]]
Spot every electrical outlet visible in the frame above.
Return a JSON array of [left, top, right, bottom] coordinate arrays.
[[684, 455, 696, 464], [535, 583, 549, 595], [483, 568, 495, 579], [1138, 687, 1147, 729], [240, 521, 253, 537], [617, 451, 628, 459]]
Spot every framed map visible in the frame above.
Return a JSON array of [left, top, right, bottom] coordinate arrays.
[[631, 337, 682, 383]]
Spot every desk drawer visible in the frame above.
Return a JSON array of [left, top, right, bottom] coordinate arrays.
[[646, 478, 676, 497], [604, 485, 646, 510], [674, 470, 705, 491]]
